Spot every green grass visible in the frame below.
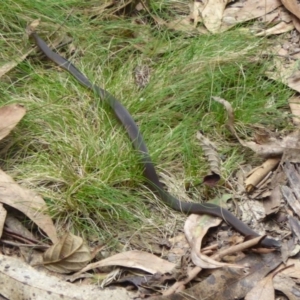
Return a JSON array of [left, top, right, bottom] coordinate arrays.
[[0, 1, 293, 244]]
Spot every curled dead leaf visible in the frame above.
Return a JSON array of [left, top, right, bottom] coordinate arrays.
[[0, 170, 57, 243], [196, 131, 221, 186], [245, 158, 280, 192], [43, 233, 91, 274]]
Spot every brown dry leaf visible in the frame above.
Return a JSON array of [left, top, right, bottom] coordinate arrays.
[[0, 253, 131, 300], [0, 104, 26, 141], [278, 258, 300, 279], [289, 95, 300, 125], [0, 204, 7, 238], [264, 186, 281, 215], [69, 250, 176, 281], [255, 20, 294, 36], [184, 194, 243, 269], [244, 158, 280, 192], [286, 70, 300, 93], [255, 8, 294, 36], [190, 0, 203, 27], [291, 14, 300, 33], [0, 170, 57, 243], [270, 262, 300, 299], [245, 272, 274, 300], [43, 233, 91, 273], [212, 96, 300, 157], [273, 273, 300, 299], [184, 213, 242, 269], [202, 0, 230, 33], [196, 131, 221, 187], [258, 7, 284, 24], [221, 0, 282, 31], [282, 0, 300, 20], [265, 41, 300, 91], [5, 215, 37, 242]]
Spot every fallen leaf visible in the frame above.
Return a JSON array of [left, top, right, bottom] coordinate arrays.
[[245, 272, 274, 300], [0, 253, 132, 300], [282, 0, 300, 20], [277, 258, 300, 279], [222, 0, 282, 31], [202, 0, 230, 33], [190, 0, 203, 27], [291, 14, 300, 33], [184, 213, 241, 269], [273, 273, 300, 299], [0, 169, 58, 243], [69, 250, 176, 281], [264, 186, 281, 215], [286, 70, 300, 93], [184, 194, 242, 269], [5, 215, 37, 242], [43, 233, 91, 273], [256, 21, 294, 36], [196, 131, 221, 187], [0, 104, 26, 141]]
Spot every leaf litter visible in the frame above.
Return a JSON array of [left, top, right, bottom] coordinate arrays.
[[41, 233, 91, 274], [4, 0, 300, 299]]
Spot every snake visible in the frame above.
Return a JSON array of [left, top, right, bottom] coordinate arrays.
[[31, 32, 280, 249]]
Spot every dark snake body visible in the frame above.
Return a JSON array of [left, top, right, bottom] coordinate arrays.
[[31, 32, 280, 248]]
